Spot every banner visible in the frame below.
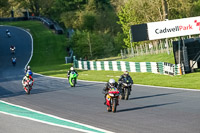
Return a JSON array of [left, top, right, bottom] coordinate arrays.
[[147, 16, 200, 40]]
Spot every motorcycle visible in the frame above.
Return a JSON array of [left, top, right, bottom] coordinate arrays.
[[120, 77, 132, 100], [106, 87, 120, 113], [69, 72, 78, 87], [12, 57, 16, 66], [23, 79, 34, 94]]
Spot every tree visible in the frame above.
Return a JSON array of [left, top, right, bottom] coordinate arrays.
[[191, 0, 200, 16], [0, 0, 11, 17], [47, 0, 86, 21], [69, 30, 121, 59], [117, 0, 141, 48]]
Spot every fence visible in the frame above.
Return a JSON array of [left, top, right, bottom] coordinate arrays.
[[121, 39, 175, 58], [121, 35, 200, 59], [73, 58, 184, 76]]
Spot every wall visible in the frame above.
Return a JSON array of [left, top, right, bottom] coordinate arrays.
[[73, 59, 184, 76]]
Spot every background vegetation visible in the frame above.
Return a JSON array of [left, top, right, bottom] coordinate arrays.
[[1, 1, 200, 89], [2, 0, 200, 59]]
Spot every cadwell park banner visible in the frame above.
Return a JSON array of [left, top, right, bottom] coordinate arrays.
[[131, 16, 200, 42]]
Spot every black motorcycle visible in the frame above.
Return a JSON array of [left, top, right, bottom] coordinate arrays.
[[120, 77, 132, 100]]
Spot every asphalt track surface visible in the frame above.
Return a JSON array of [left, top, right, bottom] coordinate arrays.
[[0, 26, 200, 133]]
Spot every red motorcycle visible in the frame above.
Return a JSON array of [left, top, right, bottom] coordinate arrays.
[[106, 87, 120, 113], [23, 79, 34, 94]]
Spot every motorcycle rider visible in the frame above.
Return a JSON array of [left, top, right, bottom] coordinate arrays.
[[67, 67, 78, 83], [10, 45, 16, 54], [6, 29, 11, 37], [22, 73, 34, 93], [6, 29, 9, 34], [67, 67, 78, 79], [118, 71, 133, 92], [25, 66, 33, 76], [102, 79, 119, 105], [11, 57, 16, 65]]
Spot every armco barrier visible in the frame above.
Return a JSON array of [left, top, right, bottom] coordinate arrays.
[[73, 60, 184, 76], [30, 16, 64, 34], [1, 16, 64, 34]]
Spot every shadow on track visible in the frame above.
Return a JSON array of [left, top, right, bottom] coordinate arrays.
[[117, 102, 179, 113], [129, 92, 181, 100], [0, 87, 68, 99]]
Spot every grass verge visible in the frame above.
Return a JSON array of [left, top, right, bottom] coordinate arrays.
[[117, 52, 175, 64]]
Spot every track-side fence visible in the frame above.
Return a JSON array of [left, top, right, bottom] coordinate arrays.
[[73, 58, 184, 76]]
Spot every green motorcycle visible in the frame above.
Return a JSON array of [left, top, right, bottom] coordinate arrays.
[[69, 72, 78, 87]]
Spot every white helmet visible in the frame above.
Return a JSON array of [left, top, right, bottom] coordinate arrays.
[[109, 79, 115, 86], [27, 66, 31, 70], [70, 67, 74, 71]]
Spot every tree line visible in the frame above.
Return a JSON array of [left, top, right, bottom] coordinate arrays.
[[1, 0, 200, 59]]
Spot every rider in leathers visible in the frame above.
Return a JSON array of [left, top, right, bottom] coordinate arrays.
[[67, 67, 78, 78], [103, 79, 119, 105], [22, 73, 34, 93], [67, 67, 78, 84], [118, 71, 133, 92]]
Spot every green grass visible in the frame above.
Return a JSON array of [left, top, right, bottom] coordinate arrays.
[[1, 21, 200, 89], [35, 68, 200, 89], [117, 52, 175, 64]]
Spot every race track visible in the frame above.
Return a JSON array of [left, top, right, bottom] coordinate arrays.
[[0, 26, 200, 133]]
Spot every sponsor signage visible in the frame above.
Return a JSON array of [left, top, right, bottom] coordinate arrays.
[[147, 16, 200, 40]]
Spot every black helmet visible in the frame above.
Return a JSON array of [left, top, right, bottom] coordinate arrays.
[[124, 71, 129, 76]]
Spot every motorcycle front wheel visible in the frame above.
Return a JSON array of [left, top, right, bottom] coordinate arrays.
[[120, 89, 125, 100], [27, 87, 31, 95], [112, 98, 117, 113], [125, 88, 130, 100], [72, 79, 75, 87]]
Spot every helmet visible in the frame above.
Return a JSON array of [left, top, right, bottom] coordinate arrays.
[[27, 66, 31, 70], [109, 79, 115, 87], [70, 67, 74, 71], [124, 71, 129, 76]]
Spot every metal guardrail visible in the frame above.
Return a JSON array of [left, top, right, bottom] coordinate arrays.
[[29, 16, 64, 34], [0, 16, 64, 34]]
